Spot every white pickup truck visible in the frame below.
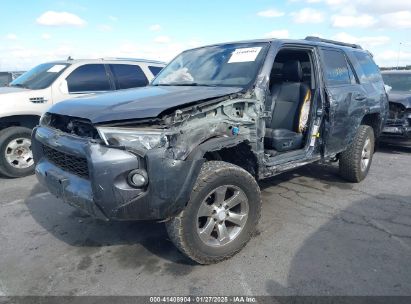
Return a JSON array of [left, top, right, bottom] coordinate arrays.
[[0, 58, 165, 177]]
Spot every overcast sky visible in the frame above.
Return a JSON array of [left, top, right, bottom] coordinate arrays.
[[1, 0, 411, 70]]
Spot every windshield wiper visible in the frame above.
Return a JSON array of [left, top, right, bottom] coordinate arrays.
[[152, 82, 198, 86]]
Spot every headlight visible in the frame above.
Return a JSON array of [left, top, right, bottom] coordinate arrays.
[[97, 127, 167, 150], [39, 112, 51, 126]]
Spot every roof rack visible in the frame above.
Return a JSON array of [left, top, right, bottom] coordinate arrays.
[[305, 36, 362, 49], [101, 57, 166, 64]]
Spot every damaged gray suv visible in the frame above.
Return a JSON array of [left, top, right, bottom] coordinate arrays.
[[32, 37, 388, 264]]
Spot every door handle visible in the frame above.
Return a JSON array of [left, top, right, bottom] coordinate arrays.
[[354, 94, 366, 101]]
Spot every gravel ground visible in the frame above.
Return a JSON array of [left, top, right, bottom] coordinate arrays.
[[0, 144, 410, 296]]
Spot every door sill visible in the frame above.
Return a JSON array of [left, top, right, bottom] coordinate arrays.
[[265, 148, 308, 166]]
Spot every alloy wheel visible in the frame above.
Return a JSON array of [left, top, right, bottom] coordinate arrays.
[[196, 185, 249, 247], [360, 137, 371, 172]]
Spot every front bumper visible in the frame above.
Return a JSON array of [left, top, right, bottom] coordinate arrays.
[[32, 126, 203, 221], [380, 125, 411, 146]]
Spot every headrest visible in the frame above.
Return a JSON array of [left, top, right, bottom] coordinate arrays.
[[282, 60, 302, 82]]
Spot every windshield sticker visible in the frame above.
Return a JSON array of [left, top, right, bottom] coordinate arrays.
[[228, 47, 262, 63], [47, 65, 66, 73]]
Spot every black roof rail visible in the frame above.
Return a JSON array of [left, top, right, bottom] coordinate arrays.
[[305, 36, 362, 49]]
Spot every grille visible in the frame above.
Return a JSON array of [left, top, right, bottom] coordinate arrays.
[[386, 103, 409, 127], [43, 145, 89, 179]]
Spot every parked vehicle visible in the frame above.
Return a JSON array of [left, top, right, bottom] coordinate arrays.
[[381, 70, 411, 146], [32, 37, 388, 264], [0, 58, 165, 177], [0, 71, 25, 87]]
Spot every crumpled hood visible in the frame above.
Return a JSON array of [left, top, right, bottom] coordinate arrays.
[[388, 91, 411, 108], [48, 85, 243, 123]]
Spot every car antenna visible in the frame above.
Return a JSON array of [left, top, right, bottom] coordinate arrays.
[[67, 56, 73, 61]]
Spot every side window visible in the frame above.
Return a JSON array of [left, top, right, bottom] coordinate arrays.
[[148, 66, 163, 76], [352, 52, 382, 84], [110, 64, 148, 89], [321, 49, 351, 86], [66, 64, 111, 93]]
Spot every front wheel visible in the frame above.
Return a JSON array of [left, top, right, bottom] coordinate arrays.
[[0, 127, 35, 178], [166, 161, 262, 264], [339, 125, 375, 183]]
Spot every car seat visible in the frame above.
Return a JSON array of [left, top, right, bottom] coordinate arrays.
[[265, 60, 311, 152]]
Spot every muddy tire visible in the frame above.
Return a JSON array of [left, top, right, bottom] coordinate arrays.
[[339, 125, 375, 183], [0, 127, 35, 178], [166, 161, 261, 264]]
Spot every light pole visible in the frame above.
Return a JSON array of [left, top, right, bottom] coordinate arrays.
[[396, 42, 402, 70]]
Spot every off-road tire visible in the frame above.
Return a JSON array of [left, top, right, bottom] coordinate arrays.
[[166, 161, 262, 264], [339, 125, 375, 183], [0, 127, 34, 178]]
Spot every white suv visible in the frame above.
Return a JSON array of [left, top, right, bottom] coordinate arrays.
[[0, 58, 165, 177]]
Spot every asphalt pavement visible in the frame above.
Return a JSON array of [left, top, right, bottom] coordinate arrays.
[[0, 144, 410, 296]]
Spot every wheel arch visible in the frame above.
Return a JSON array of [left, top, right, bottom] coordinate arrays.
[[188, 136, 258, 177], [360, 113, 383, 139], [0, 115, 41, 131]]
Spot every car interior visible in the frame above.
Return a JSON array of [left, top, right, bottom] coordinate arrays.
[[264, 48, 316, 156]]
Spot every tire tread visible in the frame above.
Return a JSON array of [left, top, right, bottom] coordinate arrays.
[[339, 125, 374, 183]]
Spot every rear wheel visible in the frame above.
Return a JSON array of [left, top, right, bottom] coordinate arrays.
[[339, 125, 375, 183], [0, 127, 34, 178], [166, 161, 261, 264]]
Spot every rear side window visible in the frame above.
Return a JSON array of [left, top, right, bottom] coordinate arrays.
[[321, 49, 351, 86], [352, 52, 382, 84], [110, 64, 148, 89], [148, 66, 163, 76], [67, 64, 111, 93]]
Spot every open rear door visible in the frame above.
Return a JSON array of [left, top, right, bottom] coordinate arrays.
[[318, 47, 366, 157]]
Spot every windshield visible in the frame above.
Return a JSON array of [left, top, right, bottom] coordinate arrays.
[[10, 63, 69, 90], [152, 42, 270, 87], [382, 73, 411, 92]]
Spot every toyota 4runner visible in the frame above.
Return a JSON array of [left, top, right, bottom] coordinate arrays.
[[0, 58, 165, 177], [32, 37, 388, 264]]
